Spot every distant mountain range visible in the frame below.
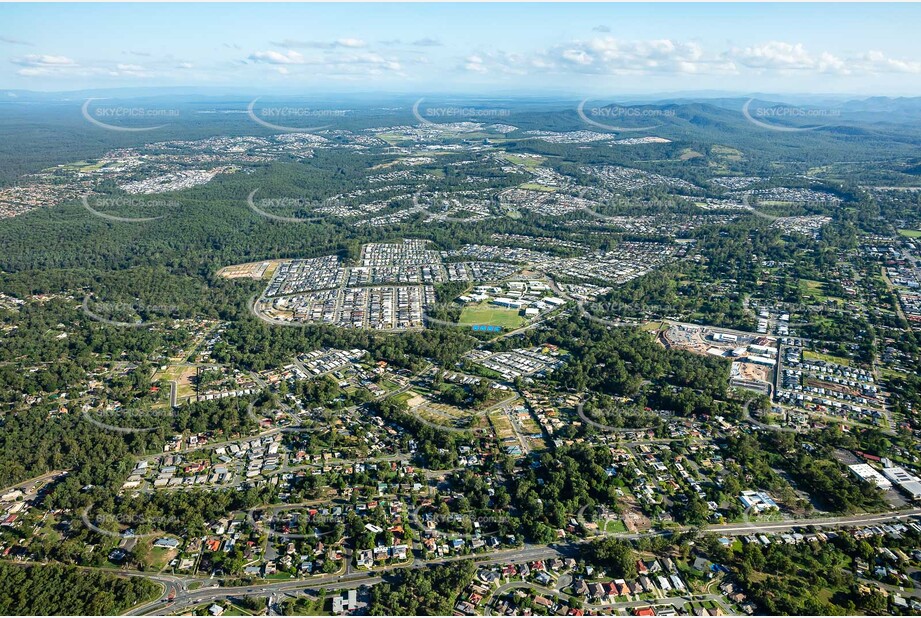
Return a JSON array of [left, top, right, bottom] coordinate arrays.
[[3, 88, 921, 114]]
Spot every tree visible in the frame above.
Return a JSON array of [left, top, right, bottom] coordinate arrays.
[[588, 538, 637, 578]]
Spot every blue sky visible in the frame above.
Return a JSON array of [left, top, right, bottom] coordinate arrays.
[[3, 3, 921, 96]]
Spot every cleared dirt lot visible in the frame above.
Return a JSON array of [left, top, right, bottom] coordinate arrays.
[[217, 259, 283, 280]]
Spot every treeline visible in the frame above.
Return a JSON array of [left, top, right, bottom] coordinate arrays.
[[0, 296, 189, 403], [0, 396, 254, 495], [0, 562, 159, 615], [370, 397, 468, 469], [512, 444, 623, 543], [723, 429, 886, 514], [591, 262, 754, 331], [800, 312, 876, 364], [493, 315, 730, 416], [0, 153, 588, 276], [367, 560, 476, 615], [212, 314, 477, 372], [711, 524, 921, 615], [23, 486, 275, 568]]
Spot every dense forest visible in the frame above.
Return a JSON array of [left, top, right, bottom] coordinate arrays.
[[0, 563, 159, 615], [367, 561, 476, 615], [492, 314, 731, 416]]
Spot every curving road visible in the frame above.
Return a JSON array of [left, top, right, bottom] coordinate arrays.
[[575, 402, 658, 434]]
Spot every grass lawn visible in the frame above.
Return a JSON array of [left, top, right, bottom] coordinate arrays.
[[519, 417, 542, 434], [799, 279, 842, 304], [61, 160, 107, 172], [518, 182, 557, 192], [746, 571, 771, 584], [74, 161, 108, 172], [284, 596, 328, 616], [503, 153, 545, 167], [185, 603, 253, 617], [604, 519, 628, 533], [731, 509, 786, 524], [458, 304, 527, 329], [35, 515, 63, 543], [803, 350, 851, 366], [800, 279, 827, 295], [376, 133, 412, 145], [488, 410, 515, 440], [712, 145, 743, 160], [145, 546, 177, 569], [153, 364, 197, 398], [263, 261, 280, 279], [392, 391, 414, 406], [880, 366, 911, 380], [898, 229, 921, 238]]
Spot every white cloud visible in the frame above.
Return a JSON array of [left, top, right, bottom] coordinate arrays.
[[336, 52, 401, 72], [337, 38, 366, 49], [249, 49, 306, 65], [13, 54, 76, 67], [272, 38, 366, 50], [463, 36, 921, 79], [16, 67, 50, 77], [464, 55, 487, 74], [12, 54, 79, 76], [727, 41, 921, 76], [248, 47, 402, 76], [112, 63, 151, 77], [856, 50, 921, 74], [729, 41, 816, 70], [460, 51, 529, 76], [816, 52, 849, 74], [11, 53, 200, 79], [561, 48, 593, 66], [560, 38, 713, 74], [464, 37, 729, 76], [9, 33, 921, 86]]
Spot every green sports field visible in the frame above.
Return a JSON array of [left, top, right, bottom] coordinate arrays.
[[458, 304, 527, 329]]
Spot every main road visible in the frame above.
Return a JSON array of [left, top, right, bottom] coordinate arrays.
[[124, 507, 921, 615], [125, 544, 569, 615]]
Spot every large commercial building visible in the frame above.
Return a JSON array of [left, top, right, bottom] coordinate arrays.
[[882, 466, 921, 500], [848, 463, 893, 490]]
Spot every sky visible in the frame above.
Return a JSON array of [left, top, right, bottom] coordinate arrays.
[[3, 3, 921, 97]]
